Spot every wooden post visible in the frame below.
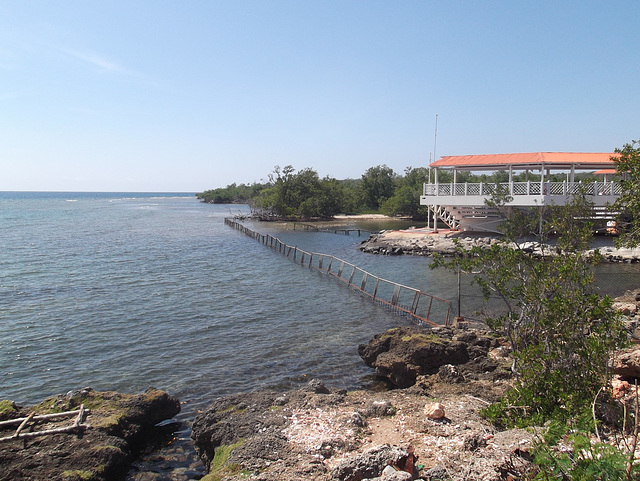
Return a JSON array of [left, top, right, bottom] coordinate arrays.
[[372, 278, 380, 299]]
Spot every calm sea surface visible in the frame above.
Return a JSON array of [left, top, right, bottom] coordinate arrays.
[[0, 192, 419, 412], [2, 192, 639, 411]]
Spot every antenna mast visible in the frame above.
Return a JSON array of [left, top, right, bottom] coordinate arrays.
[[433, 114, 438, 162]]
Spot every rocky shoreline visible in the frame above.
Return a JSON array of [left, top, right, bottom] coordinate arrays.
[[189, 310, 640, 481], [358, 229, 640, 262], [5, 296, 640, 480], [0, 388, 183, 481], [189, 325, 525, 481]]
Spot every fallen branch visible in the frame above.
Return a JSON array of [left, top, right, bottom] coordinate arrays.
[[0, 408, 91, 428], [0, 405, 91, 443], [14, 412, 34, 438], [465, 395, 491, 406], [0, 424, 89, 442]]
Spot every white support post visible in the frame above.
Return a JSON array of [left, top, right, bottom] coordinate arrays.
[[509, 165, 513, 195], [433, 205, 438, 233]]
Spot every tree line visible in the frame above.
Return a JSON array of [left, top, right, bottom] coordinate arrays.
[[197, 164, 606, 220], [197, 164, 428, 219]]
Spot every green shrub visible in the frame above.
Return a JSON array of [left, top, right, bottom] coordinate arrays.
[[532, 420, 639, 481]]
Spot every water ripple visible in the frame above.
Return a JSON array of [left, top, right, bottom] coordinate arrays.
[[1, 193, 638, 420]]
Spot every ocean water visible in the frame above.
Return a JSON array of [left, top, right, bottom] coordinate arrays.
[[2, 192, 640, 416], [2, 192, 640, 415], [0, 192, 422, 412], [2, 192, 640, 479]]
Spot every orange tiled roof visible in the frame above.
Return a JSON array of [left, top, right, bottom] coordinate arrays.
[[430, 152, 618, 170]]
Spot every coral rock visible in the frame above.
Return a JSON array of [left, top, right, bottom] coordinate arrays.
[[424, 402, 446, 420]]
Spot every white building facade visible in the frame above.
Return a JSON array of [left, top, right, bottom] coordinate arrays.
[[420, 152, 620, 232]]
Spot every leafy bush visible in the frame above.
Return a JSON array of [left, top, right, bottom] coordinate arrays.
[[433, 193, 627, 427], [531, 417, 640, 481]]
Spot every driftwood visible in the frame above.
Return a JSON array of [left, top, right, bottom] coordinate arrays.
[[0, 424, 89, 442], [73, 404, 85, 427], [0, 408, 91, 428], [14, 412, 34, 438], [0, 405, 90, 443]]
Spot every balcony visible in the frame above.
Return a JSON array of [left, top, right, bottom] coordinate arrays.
[[421, 181, 621, 207]]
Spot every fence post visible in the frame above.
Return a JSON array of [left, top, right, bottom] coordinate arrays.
[[411, 291, 420, 314], [391, 285, 401, 305], [360, 273, 368, 291], [426, 297, 434, 322], [348, 266, 356, 285]]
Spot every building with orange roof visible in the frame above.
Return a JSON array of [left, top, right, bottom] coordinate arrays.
[[420, 152, 621, 232]]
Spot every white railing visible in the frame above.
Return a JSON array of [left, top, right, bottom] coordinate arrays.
[[423, 181, 620, 197]]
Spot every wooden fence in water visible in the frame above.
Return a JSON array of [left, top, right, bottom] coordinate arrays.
[[225, 218, 451, 327]]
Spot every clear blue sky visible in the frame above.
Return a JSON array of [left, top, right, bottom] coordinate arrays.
[[1, 1, 638, 192]]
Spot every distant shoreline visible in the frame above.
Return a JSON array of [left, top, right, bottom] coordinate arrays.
[[359, 228, 640, 262], [333, 213, 397, 220]]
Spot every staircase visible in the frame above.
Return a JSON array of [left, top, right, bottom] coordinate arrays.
[[434, 205, 460, 229], [433, 204, 621, 233], [431, 205, 504, 232]]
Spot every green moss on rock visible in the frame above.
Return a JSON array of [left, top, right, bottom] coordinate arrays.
[[202, 439, 246, 481], [400, 333, 446, 345], [0, 400, 18, 418], [61, 470, 95, 481]]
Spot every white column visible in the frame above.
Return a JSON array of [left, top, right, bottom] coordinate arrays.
[[433, 205, 438, 232], [509, 165, 513, 194]]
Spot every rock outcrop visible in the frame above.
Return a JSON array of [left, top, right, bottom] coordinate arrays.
[[0, 387, 181, 481], [613, 345, 640, 379], [610, 288, 640, 380], [359, 231, 497, 256], [190, 377, 532, 481], [359, 229, 640, 262], [358, 326, 508, 388]]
